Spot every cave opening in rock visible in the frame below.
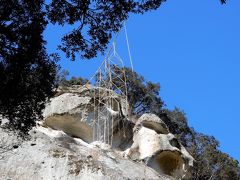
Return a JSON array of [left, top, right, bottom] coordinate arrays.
[[148, 151, 184, 176], [45, 115, 93, 143]]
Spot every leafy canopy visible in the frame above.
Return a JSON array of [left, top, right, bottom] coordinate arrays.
[[109, 66, 164, 115], [161, 108, 240, 180], [0, 0, 58, 135], [0, 0, 229, 134], [47, 0, 167, 60], [0, 0, 167, 134], [56, 69, 88, 87]]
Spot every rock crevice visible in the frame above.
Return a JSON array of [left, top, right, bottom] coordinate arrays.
[[0, 86, 194, 179]]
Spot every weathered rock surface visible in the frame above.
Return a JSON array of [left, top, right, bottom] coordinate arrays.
[[125, 114, 194, 179], [43, 85, 133, 149], [0, 126, 172, 180], [0, 86, 194, 180]]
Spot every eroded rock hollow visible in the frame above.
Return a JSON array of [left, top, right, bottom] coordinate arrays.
[[43, 86, 194, 179], [0, 85, 194, 180]]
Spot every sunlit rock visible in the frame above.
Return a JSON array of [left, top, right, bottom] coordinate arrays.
[[0, 126, 172, 180], [43, 85, 133, 149], [125, 113, 194, 179]]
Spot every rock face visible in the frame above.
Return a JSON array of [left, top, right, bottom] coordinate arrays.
[[125, 114, 194, 179], [0, 86, 194, 179], [0, 127, 172, 180], [43, 85, 133, 149]]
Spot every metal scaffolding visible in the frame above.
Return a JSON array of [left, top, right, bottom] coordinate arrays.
[[82, 22, 133, 146], [82, 42, 129, 145]]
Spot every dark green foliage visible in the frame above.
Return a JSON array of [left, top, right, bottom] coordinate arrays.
[[56, 69, 88, 87], [0, 0, 228, 135], [110, 66, 164, 115], [0, 0, 171, 135], [108, 67, 240, 179], [0, 0, 58, 135], [109, 67, 240, 178], [161, 108, 240, 180], [55, 69, 70, 87], [46, 0, 167, 60], [159, 108, 195, 148], [66, 76, 88, 86], [221, 0, 227, 4], [191, 133, 240, 180], [46, 0, 226, 61]]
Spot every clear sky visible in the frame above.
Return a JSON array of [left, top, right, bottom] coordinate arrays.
[[44, 0, 240, 161]]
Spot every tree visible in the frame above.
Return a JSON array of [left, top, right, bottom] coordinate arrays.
[[108, 67, 240, 178], [46, 0, 167, 60], [46, 0, 226, 60], [109, 66, 164, 115], [191, 133, 240, 180], [0, 0, 171, 135], [0, 0, 229, 134], [56, 69, 88, 87], [0, 0, 58, 135], [160, 108, 240, 179], [159, 108, 195, 148]]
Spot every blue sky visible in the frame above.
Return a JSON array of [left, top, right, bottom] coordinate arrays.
[[44, 0, 240, 161]]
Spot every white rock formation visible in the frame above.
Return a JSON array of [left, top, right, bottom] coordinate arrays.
[[0, 126, 172, 180], [125, 114, 194, 179], [43, 85, 133, 149], [0, 86, 194, 179]]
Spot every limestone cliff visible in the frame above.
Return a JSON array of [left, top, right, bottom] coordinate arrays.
[[0, 86, 193, 180], [0, 127, 172, 180]]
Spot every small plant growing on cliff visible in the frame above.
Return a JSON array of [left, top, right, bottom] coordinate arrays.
[[50, 148, 65, 158]]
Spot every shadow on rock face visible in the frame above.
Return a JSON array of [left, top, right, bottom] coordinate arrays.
[[125, 113, 194, 179], [141, 121, 168, 134], [42, 88, 194, 179], [43, 87, 132, 148], [45, 114, 93, 143], [147, 151, 184, 176]]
